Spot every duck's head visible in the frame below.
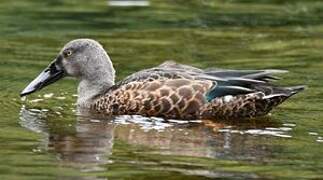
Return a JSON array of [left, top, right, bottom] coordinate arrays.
[[20, 39, 115, 97]]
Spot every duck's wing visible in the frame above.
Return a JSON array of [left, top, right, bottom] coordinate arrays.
[[114, 61, 295, 98], [157, 61, 304, 97]]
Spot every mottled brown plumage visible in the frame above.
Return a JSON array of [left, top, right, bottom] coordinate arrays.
[[91, 61, 304, 120], [93, 79, 211, 119]]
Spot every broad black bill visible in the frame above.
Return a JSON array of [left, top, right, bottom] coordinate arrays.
[[20, 58, 65, 97]]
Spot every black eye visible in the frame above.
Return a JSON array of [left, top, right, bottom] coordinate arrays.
[[63, 50, 73, 57]]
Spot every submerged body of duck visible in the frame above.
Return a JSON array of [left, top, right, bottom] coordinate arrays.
[[20, 39, 304, 120]]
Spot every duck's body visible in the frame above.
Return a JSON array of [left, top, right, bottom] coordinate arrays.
[[91, 61, 303, 120], [21, 39, 304, 120]]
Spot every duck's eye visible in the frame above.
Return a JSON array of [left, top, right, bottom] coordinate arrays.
[[64, 50, 73, 57]]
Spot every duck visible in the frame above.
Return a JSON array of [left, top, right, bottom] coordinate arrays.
[[20, 39, 305, 120]]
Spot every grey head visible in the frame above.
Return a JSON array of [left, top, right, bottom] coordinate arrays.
[[21, 39, 116, 107]]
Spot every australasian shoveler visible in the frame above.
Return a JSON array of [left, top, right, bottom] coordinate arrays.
[[20, 39, 305, 120]]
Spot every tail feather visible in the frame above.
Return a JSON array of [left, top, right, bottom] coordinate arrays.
[[272, 85, 305, 97], [285, 85, 306, 95], [260, 85, 305, 116]]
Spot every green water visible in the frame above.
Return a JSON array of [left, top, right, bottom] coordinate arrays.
[[1, 0, 323, 179]]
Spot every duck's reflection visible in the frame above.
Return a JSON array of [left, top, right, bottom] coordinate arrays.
[[48, 119, 114, 166], [20, 108, 115, 171], [19, 107, 284, 172]]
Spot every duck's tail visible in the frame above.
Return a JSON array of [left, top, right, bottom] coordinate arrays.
[[263, 85, 305, 98], [285, 85, 306, 96], [201, 85, 305, 120]]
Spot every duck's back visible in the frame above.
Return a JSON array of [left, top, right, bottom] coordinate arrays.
[[91, 61, 304, 120]]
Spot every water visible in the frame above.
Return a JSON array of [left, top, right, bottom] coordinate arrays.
[[1, 0, 323, 179], [108, 0, 150, 7]]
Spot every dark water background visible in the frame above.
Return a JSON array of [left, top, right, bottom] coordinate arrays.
[[0, 0, 322, 179]]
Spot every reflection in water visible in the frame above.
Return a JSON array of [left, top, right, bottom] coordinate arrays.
[[20, 108, 115, 172], [48, 120, 114, 169], [19, 107, 292, 178]]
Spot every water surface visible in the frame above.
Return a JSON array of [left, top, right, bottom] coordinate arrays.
[[0, 0, 323, 179]]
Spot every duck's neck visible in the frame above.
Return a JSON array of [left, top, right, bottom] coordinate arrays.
[[77, 55, 115, 107], [77, 79, 114, 107]]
